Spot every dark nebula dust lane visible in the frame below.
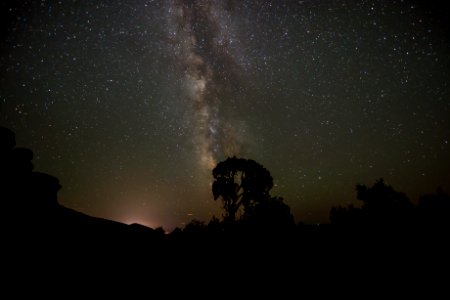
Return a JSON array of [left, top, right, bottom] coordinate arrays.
[[1, 1, 449, 230], [165, 0, 246, 170]]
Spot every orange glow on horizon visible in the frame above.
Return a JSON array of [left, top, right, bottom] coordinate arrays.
[[119, 216, 157, 229]]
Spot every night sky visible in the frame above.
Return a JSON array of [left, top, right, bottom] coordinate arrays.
[[1, 0, 449, 230]]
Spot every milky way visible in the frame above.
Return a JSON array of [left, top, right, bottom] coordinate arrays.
[[1, 1, 449, 230], [165, 0, 244, 170]]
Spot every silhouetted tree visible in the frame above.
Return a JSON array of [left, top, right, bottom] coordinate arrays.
[[207, 216, 223, 234], [418, 188, 450, 226], [212, 157, 273, 222], [183, 219, 207, 240], [184, 219, 206, 233], [329, 204, 363, 226], [243, 196, 295, 232], [356, 178, 414, 226]]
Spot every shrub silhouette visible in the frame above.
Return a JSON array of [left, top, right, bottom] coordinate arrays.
[[357, 178, 414, 226], [418, 188, 450, 226], [243, 196, 294, 231]]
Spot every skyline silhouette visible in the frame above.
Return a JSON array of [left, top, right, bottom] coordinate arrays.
[[2, 125, 449, 296], [2, 126, 448, 234]]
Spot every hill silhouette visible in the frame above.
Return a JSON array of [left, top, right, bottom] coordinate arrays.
[[1, 126, 172, 270]]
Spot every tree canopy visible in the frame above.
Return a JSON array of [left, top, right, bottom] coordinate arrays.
[[357, 178, 414, 224], [212, 156, 273, 222]]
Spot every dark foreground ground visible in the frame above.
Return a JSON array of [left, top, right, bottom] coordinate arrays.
[[3, 203, 448, 297]]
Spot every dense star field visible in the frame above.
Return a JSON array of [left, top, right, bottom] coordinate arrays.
[[1, 0, 449, 230]]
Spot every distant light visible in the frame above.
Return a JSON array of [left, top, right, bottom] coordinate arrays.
[[120, 216, 155, 229]]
